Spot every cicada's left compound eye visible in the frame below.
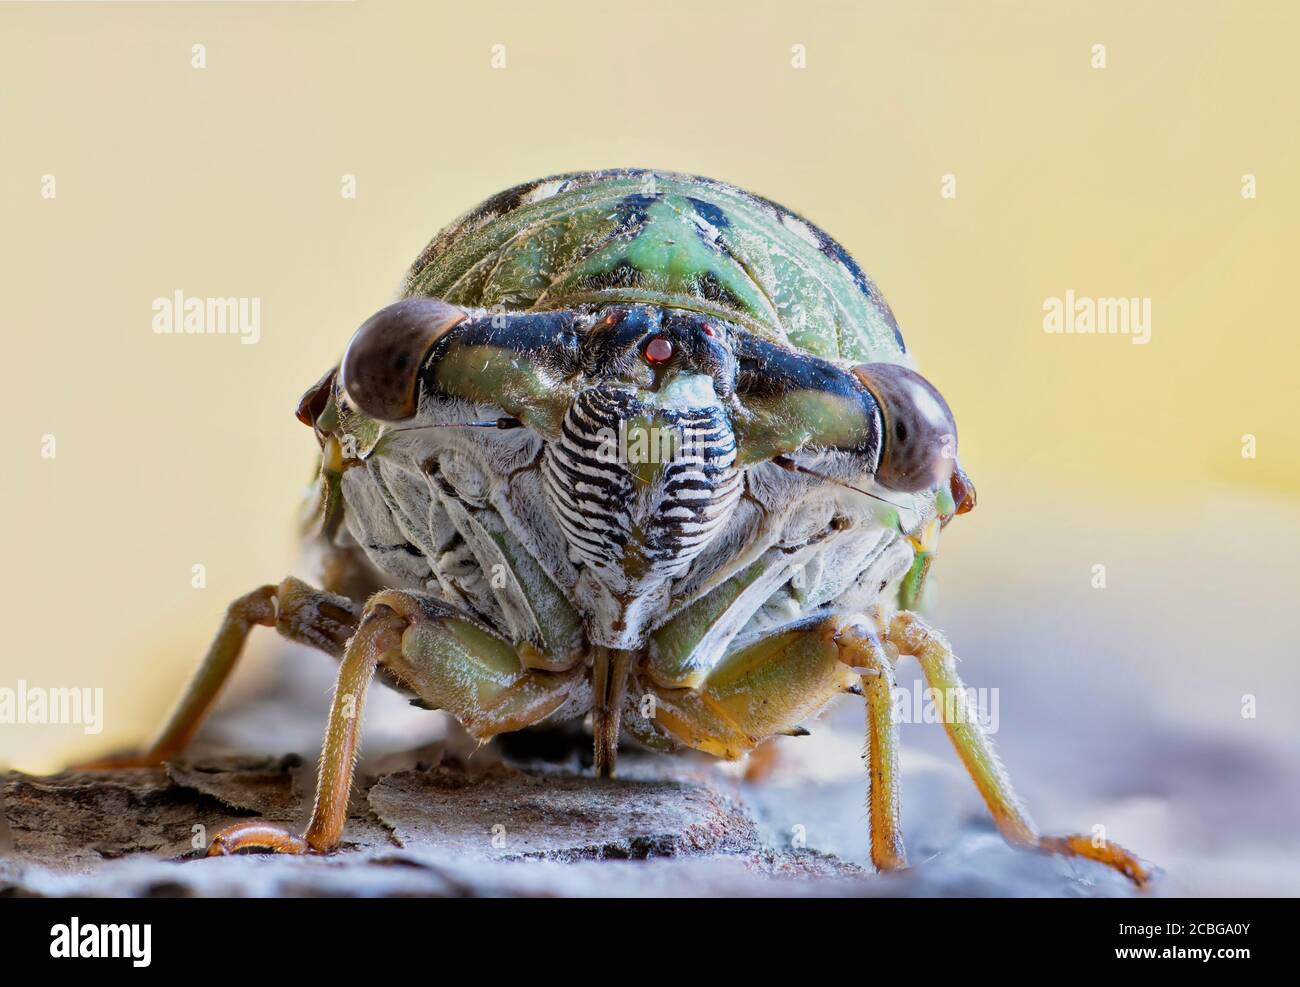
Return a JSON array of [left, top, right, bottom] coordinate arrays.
[[340, 297, 468, 421], [851, 363, 958, 494]]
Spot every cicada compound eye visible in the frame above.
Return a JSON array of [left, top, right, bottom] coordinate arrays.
[[340, 297, 467, 422], [851, 363, 958, 494]]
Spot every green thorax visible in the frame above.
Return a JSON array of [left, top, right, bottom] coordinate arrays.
[[403, 170, 908, 365]]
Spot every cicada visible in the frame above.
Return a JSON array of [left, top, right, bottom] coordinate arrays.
[[107, 170, 1147, 884]]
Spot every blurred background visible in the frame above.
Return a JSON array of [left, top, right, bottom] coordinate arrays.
[[1, 1, 1296, 894]]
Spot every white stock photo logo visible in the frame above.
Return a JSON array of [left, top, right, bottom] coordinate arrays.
[[1042, 289, 1151, 345], [0, 680, 104, 734], [594, 420, 702, 467], [152, 290, 261, 344], [50, 918, 151, 967], [893, 680, 999, 733]]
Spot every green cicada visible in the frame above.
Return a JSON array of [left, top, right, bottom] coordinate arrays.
[[104, 170, 1146, 884]]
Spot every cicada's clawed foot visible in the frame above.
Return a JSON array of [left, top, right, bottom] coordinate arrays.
[[206, 822, 312, 857], [1038, 834, 1152, 888]]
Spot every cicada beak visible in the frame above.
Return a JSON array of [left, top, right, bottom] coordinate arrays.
[[906, 516, 942, 554]]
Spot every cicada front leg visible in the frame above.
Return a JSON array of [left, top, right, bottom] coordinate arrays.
[[206, 590, 585, 855], [883, 610, 1152, 887], [78, 577, 361, 769], [207, 598, 405, 856]]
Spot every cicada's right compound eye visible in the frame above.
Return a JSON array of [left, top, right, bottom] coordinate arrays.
[[851, 363, 958, 494]]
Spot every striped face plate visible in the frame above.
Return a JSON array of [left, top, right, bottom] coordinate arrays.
[[543, 382, 742, 594]]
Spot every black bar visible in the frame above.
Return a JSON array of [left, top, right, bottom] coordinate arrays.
[[0, 896, 1284, 974]]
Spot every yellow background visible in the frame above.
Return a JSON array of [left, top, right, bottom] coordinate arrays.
[[2, 0, 1297, 891]]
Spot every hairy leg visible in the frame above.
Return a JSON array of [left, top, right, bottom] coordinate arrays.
[[207, 590, 583, 855], [209, 600, 403, 855], [640, 614, 908, 871], [887, 610, 1150, 886], [640, 607, 1147, 885], [836, 622, 907, 872]]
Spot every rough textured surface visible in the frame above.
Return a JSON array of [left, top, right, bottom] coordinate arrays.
[[0, 738, 1145, 897], [0, 748, 875, 897], [368, 763, 759, 861], [0, 642, 1153, 898]]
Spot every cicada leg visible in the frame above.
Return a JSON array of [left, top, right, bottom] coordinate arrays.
[[741, 739, 783, 782], [639, 615, 906, 872], [638, 615, 860, 760], [207, 590, 584, 855], [886, 610, 1152, 887], [78, 577, 361, 768], [208, 599, 404, 855], [835, 622, 908, 871]]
